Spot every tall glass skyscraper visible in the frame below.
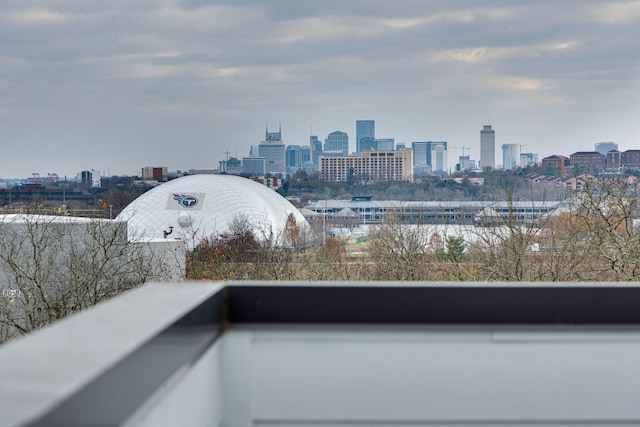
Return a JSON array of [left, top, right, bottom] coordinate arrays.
[[356, 120, 375, 153], [259, 125, 285, 174], [412, 142, 430, 166], [480, 125, 495, 169], [310, 135, 323, 167], [286, 145, 302, 174]]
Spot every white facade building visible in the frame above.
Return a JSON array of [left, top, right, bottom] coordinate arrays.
[[502, 144, 520, 170], [520, 152, 539, 168], [431, 142, 448, 174]]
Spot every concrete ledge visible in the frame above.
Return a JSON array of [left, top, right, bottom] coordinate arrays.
[[4, 281, 640, 426], [0, 282, 224, 427]]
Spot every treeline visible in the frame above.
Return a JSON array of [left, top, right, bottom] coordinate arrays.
[[190, 178, 640, 282], [279, 169, 565, 204]]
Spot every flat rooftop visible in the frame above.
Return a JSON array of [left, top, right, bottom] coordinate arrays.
[[3, 282, 640, 426]]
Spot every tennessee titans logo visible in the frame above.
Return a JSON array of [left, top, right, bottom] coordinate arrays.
[[173, 194, 199, 208]]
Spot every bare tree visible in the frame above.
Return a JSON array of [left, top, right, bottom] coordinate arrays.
[[465, 191, 549, 281], [569, 177, 640, 280], [189, 213, 310, 281], [367, 213, 432, 280], [0, 215, 179, 344]]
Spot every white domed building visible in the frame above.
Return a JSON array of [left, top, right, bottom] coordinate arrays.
[[117, 175, 309, 247]]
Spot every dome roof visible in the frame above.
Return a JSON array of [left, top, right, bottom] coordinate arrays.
[[117, 175, 307, 246]]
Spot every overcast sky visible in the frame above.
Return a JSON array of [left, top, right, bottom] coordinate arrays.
[[1, 0, 640, 178]]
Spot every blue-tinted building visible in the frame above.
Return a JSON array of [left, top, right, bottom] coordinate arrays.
[[360, 137, 377, 152], [310, 135, 323, 167], [356, 120, 375, 153], [259, 125, 286, 174], [324, 131, 349, 157], [242, 157, 266, 176], [412, 141, 448, 175], [301, 146, 311, 164], [286, 145, 302, 174], [376, 138, 395, 151]]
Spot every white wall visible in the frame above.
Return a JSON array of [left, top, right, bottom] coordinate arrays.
[[130, 327, 640, 427]]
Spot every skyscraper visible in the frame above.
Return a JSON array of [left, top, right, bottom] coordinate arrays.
[[431, 142, 448, 175], [412, 141, 448, 176], [259, 125, 285, 174], [412, 142, 429, 166], [356, 120, 375, 153], [285, 145, 302, 174], [376, 138, 395, 151], [324, 131, 349, 156], [501, 144, 520, 170], [310, 135, 323, 167], [300, 146, 311, 164], [480, 125, 495, 169], [412, 142, 430, 177], [359, 137, 377, 151], [265, 123, 281, 142]]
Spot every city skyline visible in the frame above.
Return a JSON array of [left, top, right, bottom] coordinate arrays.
[[1, 1, 640, 178], [1, 118, 635, 180]]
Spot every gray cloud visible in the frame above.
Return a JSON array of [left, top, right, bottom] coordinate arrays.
[[1, 0, 639, 177]]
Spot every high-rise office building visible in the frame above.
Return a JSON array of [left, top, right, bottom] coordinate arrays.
[[431, 142, 448, 175], [412, 141, 448, 175], [310, 135, 323, 167], [301, 146, 311, 164], [480, 125, 495, 169], [242, 157, 265, 176], [502, 144, 520, 170], [259, 125, 286, 174], [412, 142, 429, 167], [325, 131, 349, 157], [360, 137, 377, 151], [265, 123, 281, 142], [286, 145, 302, 174], [412, 141, 432, 177], [376, 138, 395, 151], [356, 120, 375, 153]]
